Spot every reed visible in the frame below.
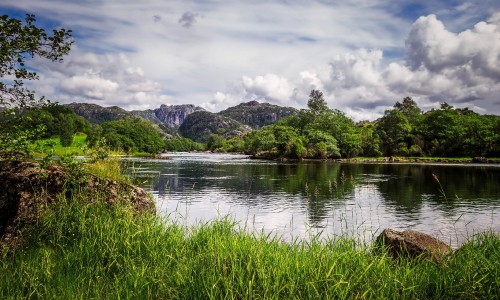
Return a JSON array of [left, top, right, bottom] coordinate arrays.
[[1, 193, 499, 299]]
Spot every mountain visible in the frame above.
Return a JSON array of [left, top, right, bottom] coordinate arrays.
[[66, 101, 297, 142], [179, 111, 251, 143], [67, 103, 206, 128], [153, 104, 206, 128], [66, 103, 130, 124], [219, 100, 298, 128], [130, 109, 162, 124]]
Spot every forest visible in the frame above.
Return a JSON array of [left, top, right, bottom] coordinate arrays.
[[204, 90, 500, 159], [2, 89, 500, 159]]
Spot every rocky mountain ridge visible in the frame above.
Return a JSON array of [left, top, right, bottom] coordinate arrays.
[[66, 101, 298, 140]]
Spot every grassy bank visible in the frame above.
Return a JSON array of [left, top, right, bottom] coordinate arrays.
[[1, 195, 499, 299]]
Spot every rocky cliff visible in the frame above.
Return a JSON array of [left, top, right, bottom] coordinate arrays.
[[219, 100, 298, 128], [154, 104, 206, 128], [66, 103, 130, 124], [179, 111, 251, 143]]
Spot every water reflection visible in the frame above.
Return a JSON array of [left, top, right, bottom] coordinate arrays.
[[122, 153, 500, 247]]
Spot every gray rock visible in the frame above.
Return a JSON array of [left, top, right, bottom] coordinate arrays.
[[376, 228, 451, 262], [154, 104, 206, 128]]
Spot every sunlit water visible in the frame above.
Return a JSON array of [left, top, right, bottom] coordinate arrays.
[[122, 153, 500, 247]]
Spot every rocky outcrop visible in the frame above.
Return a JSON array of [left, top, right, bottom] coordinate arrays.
[[179, 111, 251, 143], [130, 109, 163, 124], [0, 160, 154, 250], [66, 102, 130, 123], [219, 100, 298, 129], [376, 228, 451, 262], [154, 104, 206, 128]]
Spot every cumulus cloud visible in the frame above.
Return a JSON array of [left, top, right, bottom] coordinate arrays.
[[31, 48, 171, 109], [242, 74, 296, 105], [234, 12, 500, 120], [60, 75, 119, 99], [1, 1, 499, 118]]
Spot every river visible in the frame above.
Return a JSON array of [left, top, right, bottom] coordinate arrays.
[[122, 153, 500, 247]]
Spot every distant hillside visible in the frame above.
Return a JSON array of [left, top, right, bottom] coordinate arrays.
[[67, 103, 206, 128], [179, 111, 251, 143], [66, 103, 130, 124], [219, 100, 298, 128], [66, 101, 296, 141]]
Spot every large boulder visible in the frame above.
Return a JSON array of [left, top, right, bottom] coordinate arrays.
[[0, 160, 155, 250], [376, 228, 451, 262]]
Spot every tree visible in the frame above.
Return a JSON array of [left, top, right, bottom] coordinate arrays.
[[376, 109, 411, 156], [59, 113, 75, 147], [1, 14, 73, 108], [307, 89, 328, 116], [393, 96, 421, 125], [1, 14, 72, 159], [101, 118, 164, 154]]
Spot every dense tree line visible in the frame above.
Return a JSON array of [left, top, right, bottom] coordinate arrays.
[[207, 91, 500, 159], [242, 90, 354, 159], [90, 118, 165, 154], [375, 98, 500, 157], [11, 104, 91, 146]]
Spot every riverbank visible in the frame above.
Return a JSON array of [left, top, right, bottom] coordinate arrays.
[[1, 191, 499, 299], [248, 152, 500, 164]]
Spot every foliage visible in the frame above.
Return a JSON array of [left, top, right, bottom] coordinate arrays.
[[307, 89, 328, 116], [376, 109, 412, 156], [0, 14, 72, 109], [0, 14, 72, 159], [165, 137, 206, 152], [241, 90, 361, 159], [1, 196, 499, 299], [100, 118, 164, 154]]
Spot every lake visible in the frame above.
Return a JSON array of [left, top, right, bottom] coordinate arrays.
[[122, 153, 500, 247]]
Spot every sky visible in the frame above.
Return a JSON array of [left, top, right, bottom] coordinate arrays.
[[1, 0, 500, 121]]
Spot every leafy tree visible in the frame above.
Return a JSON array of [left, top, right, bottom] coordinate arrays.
[[307, 89, 328, 116], [393, 96, 421, 125], [0, 14, 72, 158], [304, 129, 340, 159], [416, 104, 464, 156], [207, 134, 226, 151], [165, 137, 205, 152], [306, 109, 361, 157], [244, 129, 277, 154], [59, 113, 75, 147], [101, 118, 164, 154], [376, 109, 411, 156], [358, 122, 382, 157], [0, 14, 72, 109]]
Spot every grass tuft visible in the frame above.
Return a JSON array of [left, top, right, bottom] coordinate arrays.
[[1, 195, 499, 299]]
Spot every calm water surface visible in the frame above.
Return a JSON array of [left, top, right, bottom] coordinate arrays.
[[122, 153, 500, 247]]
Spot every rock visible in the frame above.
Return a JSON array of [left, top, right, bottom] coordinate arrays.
[[376, 228, 451, 262], [0, 159, 155, 251], [154, 104, 206, 128], [472, 157, 488, 163]]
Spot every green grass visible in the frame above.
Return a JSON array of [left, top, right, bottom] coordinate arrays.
[[34, 133, 88, 156], [347, 156, 500, 163], [1, 195, 499, 299]]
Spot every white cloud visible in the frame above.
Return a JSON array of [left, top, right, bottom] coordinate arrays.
[[60, 75, 119, 99], [242, 74, 295, 105], [1, 1, 499, 119], [225, 12, 500, 120], [32, 48, 172, 109]]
